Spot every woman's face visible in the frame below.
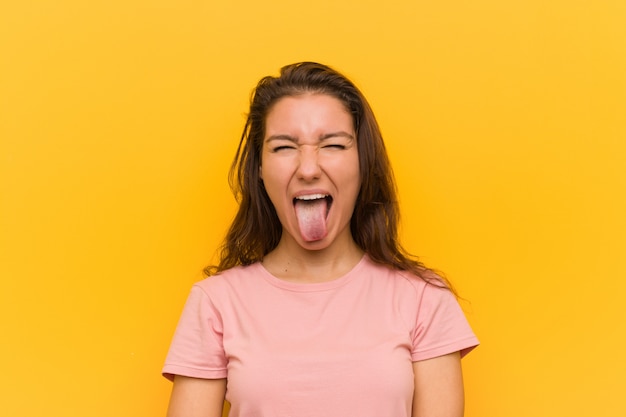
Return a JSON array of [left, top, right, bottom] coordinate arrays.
[[260, 93, 361, 251]]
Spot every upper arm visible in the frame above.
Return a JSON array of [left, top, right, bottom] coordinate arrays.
[[166, 375, 227, 417], [412, 351, 464, 417]]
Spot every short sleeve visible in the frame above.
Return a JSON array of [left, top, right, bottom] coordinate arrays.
[[411, 284, 479, 362], [162, 285, 228, 381]]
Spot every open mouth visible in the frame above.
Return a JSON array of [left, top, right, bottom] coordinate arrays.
[[293, 194, 333, 217]]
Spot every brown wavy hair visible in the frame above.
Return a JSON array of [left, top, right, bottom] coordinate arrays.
[[205, 62, 452, 290]]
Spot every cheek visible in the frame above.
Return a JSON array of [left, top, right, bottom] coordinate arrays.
[[260, 167, 286, 204], [340, 155, 361, 190]]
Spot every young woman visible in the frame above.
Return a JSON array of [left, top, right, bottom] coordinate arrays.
[[163, 62, 478, 417]]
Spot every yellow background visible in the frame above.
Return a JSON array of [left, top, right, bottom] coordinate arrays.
[[1, 0, 625, 416]]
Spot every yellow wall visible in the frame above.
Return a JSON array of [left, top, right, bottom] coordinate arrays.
[[1, 1, 624, 416]]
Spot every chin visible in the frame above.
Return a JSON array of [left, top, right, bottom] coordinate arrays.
[[299, 238, 330, 251]]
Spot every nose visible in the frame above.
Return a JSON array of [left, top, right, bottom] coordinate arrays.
[[296, 147, 322, 181]]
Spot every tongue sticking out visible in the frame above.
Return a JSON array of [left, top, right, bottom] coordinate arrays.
[[294, 198, 328, 242]]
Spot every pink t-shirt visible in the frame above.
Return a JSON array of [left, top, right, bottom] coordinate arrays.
[[163, 255, 478, 417]]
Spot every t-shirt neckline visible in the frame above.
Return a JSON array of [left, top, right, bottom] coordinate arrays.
[[255, 254, 369, 292]]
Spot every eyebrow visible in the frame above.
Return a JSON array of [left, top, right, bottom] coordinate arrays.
[[265, 131, 355, 143]]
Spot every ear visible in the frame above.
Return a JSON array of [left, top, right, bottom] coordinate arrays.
[[259, 165, 263, 180]]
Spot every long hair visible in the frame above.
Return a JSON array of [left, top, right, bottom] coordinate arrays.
[[205, 62, 453, 290]]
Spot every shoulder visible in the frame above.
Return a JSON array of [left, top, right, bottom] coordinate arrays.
[[189, 263, 266, 304], [362, 257, 430, 293], [361, 257, 457, 308], [357, 258, 430, 315]]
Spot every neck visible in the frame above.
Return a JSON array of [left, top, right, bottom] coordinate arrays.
[[262, 234, 364, 283]]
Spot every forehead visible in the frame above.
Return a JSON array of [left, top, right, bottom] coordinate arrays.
[[264, 94, 354, 135]]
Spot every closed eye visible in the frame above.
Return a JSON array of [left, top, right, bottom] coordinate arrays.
[[272, 145, 296, 152], [323, 144, 346, 150]]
